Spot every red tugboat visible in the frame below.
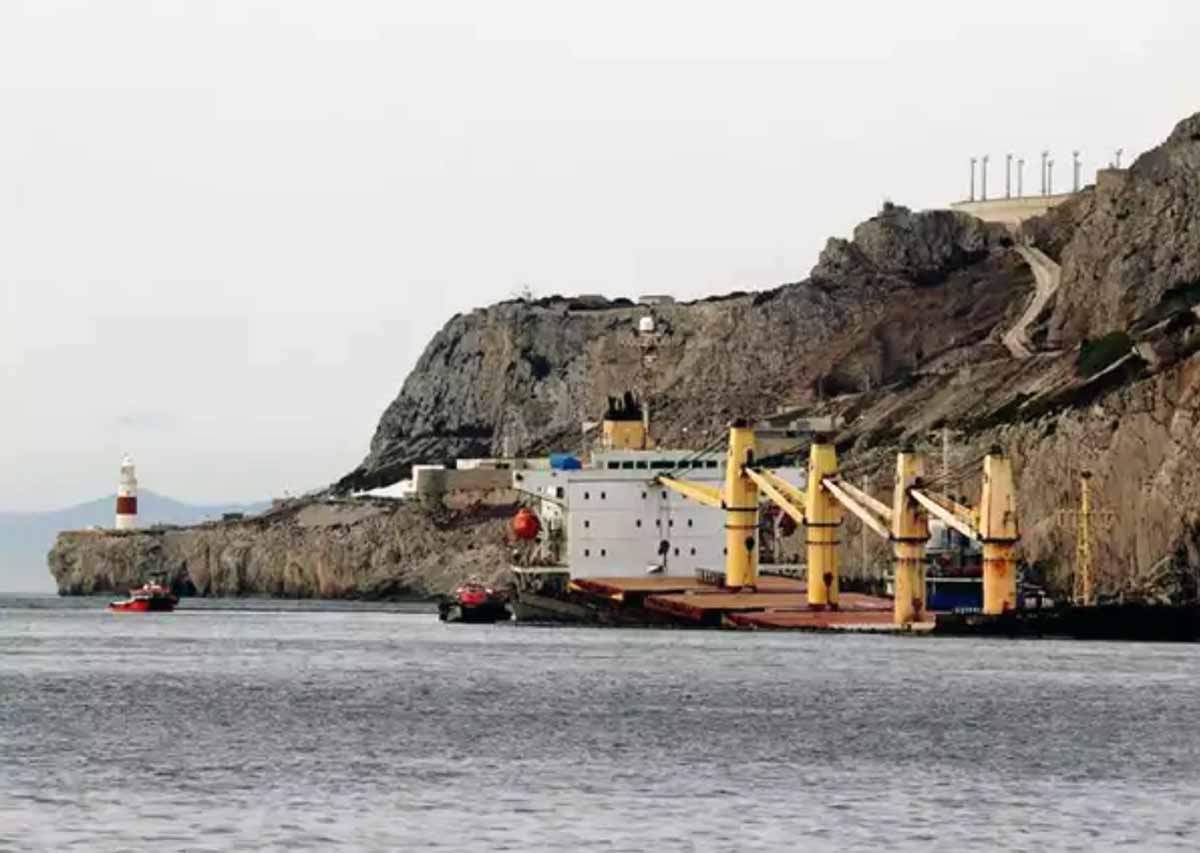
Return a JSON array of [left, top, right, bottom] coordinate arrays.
[[109, 578, 178, 613], [438, 578, 511, 624]]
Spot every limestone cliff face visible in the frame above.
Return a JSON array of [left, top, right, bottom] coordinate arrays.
[[1044, 112, 1200, 345], [334, 110, 1200, 598], [340, 204, 1022, 492], [48, 500, 516, 599], [802, 350, 1200, 595], [1001, 357, 1200, 589]]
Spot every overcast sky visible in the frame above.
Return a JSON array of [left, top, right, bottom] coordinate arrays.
[[2, 1, 1196, 511]]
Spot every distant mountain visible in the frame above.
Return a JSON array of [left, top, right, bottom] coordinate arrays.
[[0, 491, 269, 593]]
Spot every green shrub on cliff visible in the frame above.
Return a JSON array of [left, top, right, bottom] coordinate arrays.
[[1076, 331, 1133, 378]]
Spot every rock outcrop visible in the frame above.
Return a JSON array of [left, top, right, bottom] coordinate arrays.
[[49, 500, 517, 599], [339, 202, 1024, 492], [1041, 113, 1200, 345]]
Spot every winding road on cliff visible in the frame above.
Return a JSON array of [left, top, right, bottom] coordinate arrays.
[[1003, 244, 1062, 358]]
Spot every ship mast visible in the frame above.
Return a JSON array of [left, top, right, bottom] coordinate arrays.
[[636, 311, 661, 438], [1074, 471, 1094, 606], [1060, 470, 1114, 606]]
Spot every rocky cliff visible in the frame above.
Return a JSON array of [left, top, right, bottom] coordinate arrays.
[[52, 111, 1200, 599], [339, 206, 1024, 492], [49, 499, 518, 599], [1044, 113, 1200, 345], [336, 110, 1200, 598]]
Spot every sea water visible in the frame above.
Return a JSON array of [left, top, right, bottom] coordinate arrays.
[[2, 596, 1198, 851]]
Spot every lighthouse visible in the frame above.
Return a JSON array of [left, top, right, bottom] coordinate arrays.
[[115, 454, 138, 530]]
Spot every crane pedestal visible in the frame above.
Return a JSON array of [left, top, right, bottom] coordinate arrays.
[[805, 443, 842, 609]]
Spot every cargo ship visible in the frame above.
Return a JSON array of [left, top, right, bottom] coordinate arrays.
[[498, 394, 1199, 638], [935, 603, 1200, 641], [504, 394, 809, 617], [416, 296, 1192, 640]]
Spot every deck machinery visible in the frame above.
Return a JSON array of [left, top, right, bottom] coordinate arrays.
[[657, 423, 1020, 625]]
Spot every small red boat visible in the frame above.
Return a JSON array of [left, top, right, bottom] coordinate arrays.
[[438, 578, 511, 624], [109, 580, 178, 613]]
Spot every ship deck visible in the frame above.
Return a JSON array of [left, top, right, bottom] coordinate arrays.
[[567, 573, 910, 630], [571, 574, 804, 600]]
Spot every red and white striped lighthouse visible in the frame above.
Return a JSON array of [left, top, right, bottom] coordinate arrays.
[[115, 454, 138, 530]]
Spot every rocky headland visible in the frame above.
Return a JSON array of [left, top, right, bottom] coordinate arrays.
[[49, 499, 518, 599], [51, 111, 1200, 600]]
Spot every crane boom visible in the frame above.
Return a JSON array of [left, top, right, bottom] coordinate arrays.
[[829, 477, 893, 522], [757, 469, 807, 509], [821, 477, 891, 540], [744, 468, 805, 526], [654, 476, 722, 508], [909, 489, 978, 541]]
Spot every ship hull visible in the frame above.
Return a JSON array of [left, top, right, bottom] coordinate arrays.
[[936, 604, 1200, 641], [109, 597, 175, 613], [438, 600, 511, 624]]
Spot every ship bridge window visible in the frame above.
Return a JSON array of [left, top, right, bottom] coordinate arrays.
[[706, 460, 718, 469], [555, 487, 564, 499], [622, 461, 635, 470], [636, 461, 648, 470], [607, 462, 620, 470]]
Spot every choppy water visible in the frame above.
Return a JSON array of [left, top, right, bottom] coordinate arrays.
[[2, 596, 1199, 852]]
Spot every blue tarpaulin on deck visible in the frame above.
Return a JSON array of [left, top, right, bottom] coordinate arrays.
[[549, 453, 583, 470]]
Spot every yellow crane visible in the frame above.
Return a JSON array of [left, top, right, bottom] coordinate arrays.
[[1056, 470, 1114, 606], [657, 425, 1022, 624], [654, 420, 760, 589], [905, 448, 1020, 615]]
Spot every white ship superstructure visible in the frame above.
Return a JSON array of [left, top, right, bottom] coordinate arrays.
[[513, 395, 806, 578], [516, 449, 730, 577]]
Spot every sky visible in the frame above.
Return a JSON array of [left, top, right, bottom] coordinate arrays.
[[1, 0, 1197, 511]]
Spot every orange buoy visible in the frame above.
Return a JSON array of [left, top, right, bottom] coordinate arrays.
[[512, 507, 541, 540]]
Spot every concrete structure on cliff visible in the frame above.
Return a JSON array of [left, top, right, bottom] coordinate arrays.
[[951, 193, 1077, 226], [952, 168, 1130, 226], [954, 144, 1130, 226]]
